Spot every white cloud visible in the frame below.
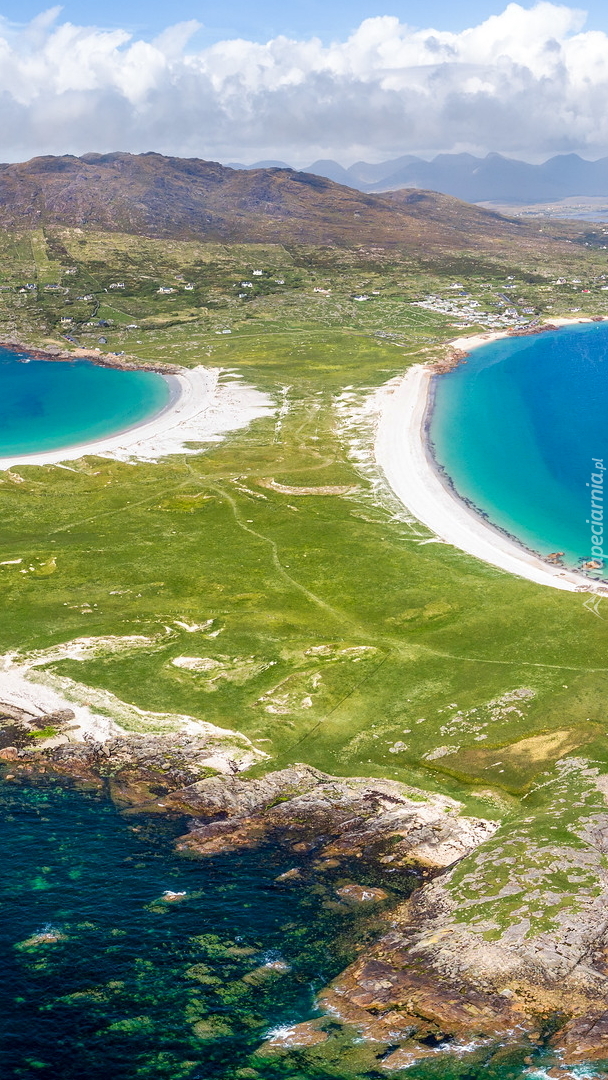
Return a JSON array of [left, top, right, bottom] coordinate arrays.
[[0, 3, 606, 162]]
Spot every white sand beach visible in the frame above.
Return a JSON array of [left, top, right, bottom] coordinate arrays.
[[448, 316, 602, 356], [0, 365, 274, 470], [375, 363, 604, 593]]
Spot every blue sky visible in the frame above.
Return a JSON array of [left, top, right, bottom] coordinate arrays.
[[2, 0, 607, 41]]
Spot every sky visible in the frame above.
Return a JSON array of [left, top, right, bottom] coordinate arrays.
[[5, 0, 608, 42], [2, 2, 608, 165]]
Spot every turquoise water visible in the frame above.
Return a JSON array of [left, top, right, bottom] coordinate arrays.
[[430, 322, 608, 577], [0, 349, 171, 457]]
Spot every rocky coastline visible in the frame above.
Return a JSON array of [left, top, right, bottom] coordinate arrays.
[[0, 337, 181, 375], [431, 346, 469, 374], [4, 733, 608, 1073]]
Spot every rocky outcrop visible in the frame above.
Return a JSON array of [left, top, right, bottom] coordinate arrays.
[[0, 731, 264, 804], [0, 340, 181, 374], [313, 758, 608, 1072], [0, 701, 77, 749], [0, 741, 496, 877], [136, 767, 497, 871]]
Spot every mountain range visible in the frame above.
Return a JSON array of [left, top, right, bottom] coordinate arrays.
[[229, 153, 608, 205]]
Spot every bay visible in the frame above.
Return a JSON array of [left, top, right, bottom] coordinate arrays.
[[0, 350, 170, 457], [430, 322, 608, 577]]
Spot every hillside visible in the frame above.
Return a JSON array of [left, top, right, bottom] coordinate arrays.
[[0, 151, 564, 254]]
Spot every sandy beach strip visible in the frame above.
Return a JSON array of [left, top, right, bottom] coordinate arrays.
[[0, 365, 274, 470], [375, 362, 602, 593]]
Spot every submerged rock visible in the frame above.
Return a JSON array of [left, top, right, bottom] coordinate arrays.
[[192, 1016, 232, 1040], [16, 929, 67, 950]]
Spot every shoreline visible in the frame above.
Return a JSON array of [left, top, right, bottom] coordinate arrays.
[[376, 319, 608, 594], [447, 314, 606, 358], [0, 344, 274, 469], [0, 339, 182, 375]]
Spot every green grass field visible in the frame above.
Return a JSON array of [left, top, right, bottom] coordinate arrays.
[[3, 226, 608, 926]]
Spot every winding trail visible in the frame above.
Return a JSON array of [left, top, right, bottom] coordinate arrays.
[[209, 481, 353, 627]]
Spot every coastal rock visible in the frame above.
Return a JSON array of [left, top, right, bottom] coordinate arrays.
[[551, 1012, 608, 1064], [0, 730, 266, 804], [0, 698, 77, 749], [0, 339, 181, 375], [262, 1020, 329, 1049], [335, 885, 389, 904], [275, 868, 302, 882], [146, 765, 324, 819], [0, 746, 19, 760], [379, 1040, 488, 1070], [315, 758, 608, 1070], [165, 767, 497, 870]]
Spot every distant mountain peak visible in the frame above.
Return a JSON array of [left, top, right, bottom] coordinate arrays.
[[289, 151, 608, 204]]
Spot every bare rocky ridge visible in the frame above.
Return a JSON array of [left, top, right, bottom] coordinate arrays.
[[0, 151, 578, 254]]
